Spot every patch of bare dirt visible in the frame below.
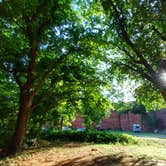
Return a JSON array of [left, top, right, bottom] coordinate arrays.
[[0, 142, 166, 166]]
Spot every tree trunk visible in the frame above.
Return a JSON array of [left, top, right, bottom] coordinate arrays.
[[60, 117, 64, 130], [34, 109, 48, 142], [8, 91, 33, 155], [160, 90, 166, 104], [34, 119, 44, 143]]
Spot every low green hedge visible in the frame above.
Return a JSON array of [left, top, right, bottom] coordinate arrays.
[[41, 130, 138, 144]]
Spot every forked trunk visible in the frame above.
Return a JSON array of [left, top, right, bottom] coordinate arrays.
[[8, 91, 33, 155]]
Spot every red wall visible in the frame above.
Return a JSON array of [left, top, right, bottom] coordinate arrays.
[[71, 115, 84, 129], [71, 109, 166, 132], [100, 111, 120, 130], [72, 111, 142, 131], [155, 109, 166, 130], [120, 112, 141, 131]]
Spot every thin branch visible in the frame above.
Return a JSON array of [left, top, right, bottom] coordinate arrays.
[[31, 0, 48, 21], [118, 62, 152, 82], [25, 40, 38, 91], [117, 45, 140, 64], [12, 68, 23, 89], [152, 25, 166, 41], [110, 0, 156, 76], [34, 54, 67, 95], [31, 81, 60, 111]]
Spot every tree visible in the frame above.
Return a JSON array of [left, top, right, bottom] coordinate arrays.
[[0, 0, 74, 154], [27, 53, 111, 140], [101, 0, 166, 103], [0, 0, 111, 154]]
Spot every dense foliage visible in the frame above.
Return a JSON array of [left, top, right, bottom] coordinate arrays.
[[135, 83, 165, 110], [100, 0, 166, 106], [0, 0, 165, 155], [41, 130, 138, 144], [0, 0, 111, 153]]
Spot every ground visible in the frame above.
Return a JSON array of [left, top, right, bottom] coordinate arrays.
[[0, 133, 166, 166]]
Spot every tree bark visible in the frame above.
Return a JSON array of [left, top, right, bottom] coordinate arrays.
[[34, 109, 48, 142], [60, 117, 64, 130], [8, 90, 33, 155], [34, 119, 44, 142], [161, 90, 166, 104]]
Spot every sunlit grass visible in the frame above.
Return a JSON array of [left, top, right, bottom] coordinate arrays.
[[1, 135, 166, 165]]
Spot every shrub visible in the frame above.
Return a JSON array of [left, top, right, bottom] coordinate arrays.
[[40, 130, 138, 144]]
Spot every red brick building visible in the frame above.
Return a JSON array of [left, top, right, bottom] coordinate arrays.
[[150, 109, 166, 131], [71, 115, 85, 129], [71, 109, 166, 132]]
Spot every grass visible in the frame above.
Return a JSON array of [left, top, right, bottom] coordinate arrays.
[[110, 130, 166, 139], [0, 133, 166, 165], [102, 130, 166, 139]]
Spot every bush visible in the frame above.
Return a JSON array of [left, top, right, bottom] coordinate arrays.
[[40, 130, 138, 144]]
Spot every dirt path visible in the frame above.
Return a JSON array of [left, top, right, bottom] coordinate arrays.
[[1, 142, 166, 166]]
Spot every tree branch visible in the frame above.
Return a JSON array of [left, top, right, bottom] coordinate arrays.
[[117, 45, 140, 64], [23, 2, 59, 92], [25, 39, 38, 91], [118, 62, 152, 82], [34, 54, 67, 95], [152, 25, 166, 41], [12, 68, 23, 89], [110, 0, 156, 76]]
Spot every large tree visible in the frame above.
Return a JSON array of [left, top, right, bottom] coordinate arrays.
[[0, 0, 111, 154], [100, 0, 166, 103], [0, 0, 74, 154]]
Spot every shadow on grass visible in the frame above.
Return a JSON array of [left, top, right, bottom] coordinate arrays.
[[53, 153, 157, 166], [27, 140, 91, 151], [0, 140, 90, 159], [1, 145, 162, 166]]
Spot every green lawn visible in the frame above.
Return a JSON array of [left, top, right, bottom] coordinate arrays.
[[108, 130, 166, 139]]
